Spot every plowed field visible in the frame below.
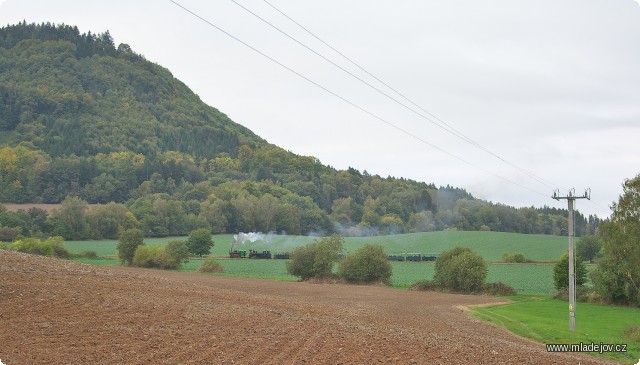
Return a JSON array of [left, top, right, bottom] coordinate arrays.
[[0, 251, 620, 364]]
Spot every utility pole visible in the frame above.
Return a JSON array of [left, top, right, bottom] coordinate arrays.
[[552, 188, 590, 332]]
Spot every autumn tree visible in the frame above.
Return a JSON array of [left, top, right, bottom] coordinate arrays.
[[592, 174, 640, 305], [117, 228, 144, 265], [48, 196, 89, 240], [553, 252, 588, 290], [187, 228, 213, 257], [576, 234, 602, 263]]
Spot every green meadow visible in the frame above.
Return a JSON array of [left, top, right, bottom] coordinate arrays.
[[65, 231, 568, 262], [65, 231, 565, 294], [472, 297, 640, 363]]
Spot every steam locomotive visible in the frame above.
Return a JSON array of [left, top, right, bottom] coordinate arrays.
[[228, 249, 291, 259], [387, 253, 437, 262]]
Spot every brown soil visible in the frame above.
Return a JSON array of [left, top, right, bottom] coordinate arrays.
[[0, 250, 622, 365]]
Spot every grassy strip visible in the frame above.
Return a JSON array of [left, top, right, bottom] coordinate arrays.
[[64, 231, 567, 262], [471, 296, 640, 363], [70, 256, 555, 294]]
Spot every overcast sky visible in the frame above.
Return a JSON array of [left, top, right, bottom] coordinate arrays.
[[2, 0, 639, 218]]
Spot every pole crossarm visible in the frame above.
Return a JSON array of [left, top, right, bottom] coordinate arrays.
[[552, 188, 591, 201], [551, 188, 590, 332]]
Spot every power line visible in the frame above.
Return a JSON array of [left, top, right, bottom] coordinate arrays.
[[228, 0, 475, 143], [168, 0, 550, 199], [260, 0, 563, 192]]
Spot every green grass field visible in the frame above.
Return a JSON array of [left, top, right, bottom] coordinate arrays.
[[68, 256, 557, 294], [471, 297, 640, 363], [65, 231, 566, 294], [341, 231, 568, 262], [65, 231, 568, 262]]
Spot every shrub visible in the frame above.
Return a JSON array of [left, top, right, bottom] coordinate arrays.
[[131, 245, 157, 268], [187, 228, 214, 257], [502, 252, 527, 263], [434, 247, 487, 293], [410, 280, 440, 291], [287, 234, 344, 280], [47, 236, 70, 258], [553, 286, 601, 303], [80, 250, 98, 258], [553, 252, 588, 291], [0, 225, 21, 242], [132, 245, 178, 270], [198, 259, 224, 273], [117, 228, 144, 265], [165, 239, 190, 266], [338, 244, 392, 284], [481, 282, 517, 296], [12, 237, 52, 256], [10, 237, 69, 258], [131, 240, 191, 270]]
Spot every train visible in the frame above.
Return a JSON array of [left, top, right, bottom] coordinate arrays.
[[228, 249, 290, 259], [387, 253, 437, 262], [228, 249, 436, 262]]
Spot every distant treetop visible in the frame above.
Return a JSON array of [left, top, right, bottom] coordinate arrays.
[[0, 21, 118, 59]]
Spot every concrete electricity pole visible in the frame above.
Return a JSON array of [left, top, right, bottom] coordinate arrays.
[[552, 188, 590, 332]]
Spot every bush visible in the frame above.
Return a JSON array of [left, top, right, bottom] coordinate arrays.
[[47, 236, 70, 258], [10, 236, 69, 258], [553, 252, 588, 291], [338, 244, 392, 284], [0, 225, 21, 242], [198, 259, 224, 273], [502, 252, 527, 263], [481, 282, 517, 296], [131, 240, 191, 270], [411, 280, 516, 297], [286, 234, 344, 280], [132, 245, 178, 270], [12, 237, 52, 256], [434, 247, 487, 293], [117, 228, 144, 265], [553, 286, 602, 303], [410, 280, 440, 291], [80, 250, 98, 258], [165, 239, 190, 266]]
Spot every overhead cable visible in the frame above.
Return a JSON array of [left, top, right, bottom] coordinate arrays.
[[259, 0, 564, 192], [169, 0, 553, 199]]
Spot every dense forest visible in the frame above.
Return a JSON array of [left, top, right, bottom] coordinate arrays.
[[0, 22, 600, 240]]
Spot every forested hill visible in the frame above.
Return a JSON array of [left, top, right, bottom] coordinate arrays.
[[0, 22, 599, 239], [0, 21, 265, 158]]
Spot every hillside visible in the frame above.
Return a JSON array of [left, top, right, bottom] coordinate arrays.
[[0, 22, 265, 157], [0, 22, 599, 239]]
